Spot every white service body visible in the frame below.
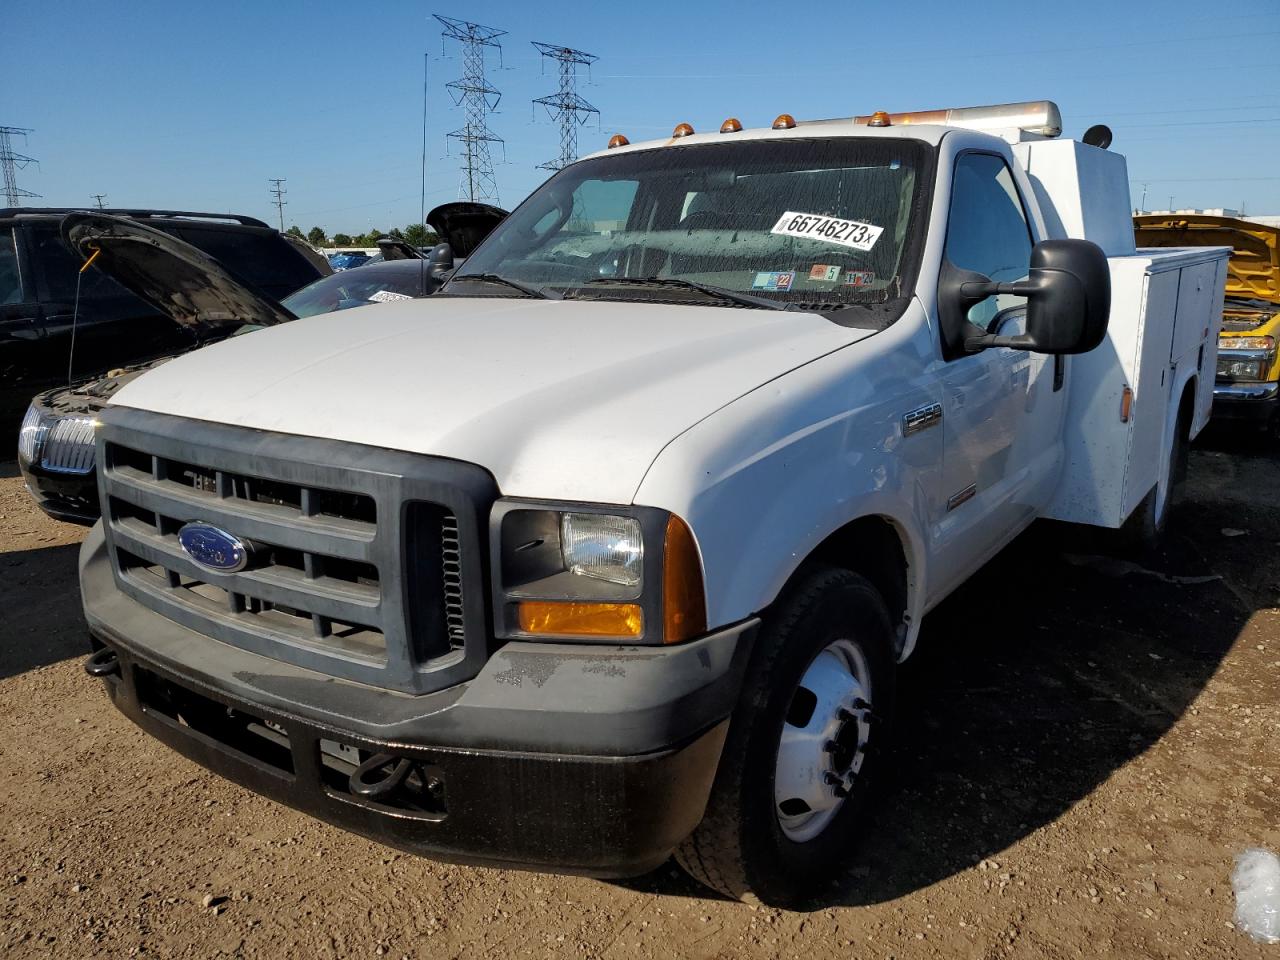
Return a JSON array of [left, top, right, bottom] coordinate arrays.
[[107, 116, 1229, 659]]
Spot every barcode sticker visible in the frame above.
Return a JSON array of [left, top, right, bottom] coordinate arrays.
[[770, 211, 883, 251]]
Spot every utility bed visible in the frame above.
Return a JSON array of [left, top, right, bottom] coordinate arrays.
[[1047, 246, 1229, 526]]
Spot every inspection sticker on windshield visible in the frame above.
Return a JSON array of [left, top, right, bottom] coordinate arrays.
[[369, 289, 412, 303], [771, 211, 883, 251], [752, 271, 794, 292]]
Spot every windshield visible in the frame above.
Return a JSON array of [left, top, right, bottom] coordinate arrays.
[[282, 261, 434, 318], [451, 138, 930, 313]]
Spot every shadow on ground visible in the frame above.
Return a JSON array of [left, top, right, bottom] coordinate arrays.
[[0, 543, 88, 680], [623, 430, 1277, 908]]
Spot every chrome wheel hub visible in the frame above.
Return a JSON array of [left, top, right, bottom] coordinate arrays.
[[773, 638, 873, 842]]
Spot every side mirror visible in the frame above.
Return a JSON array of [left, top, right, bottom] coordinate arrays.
[[427, 242, 454, 282], [944, 239, 1111, 356]]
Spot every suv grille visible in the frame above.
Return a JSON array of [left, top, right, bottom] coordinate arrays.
[[97, 409, 497, 694]]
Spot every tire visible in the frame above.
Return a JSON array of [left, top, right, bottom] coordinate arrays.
[[1120, 400, 1190, 551], [675, 565, 897, 905]]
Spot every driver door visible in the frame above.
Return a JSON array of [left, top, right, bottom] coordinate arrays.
[[929, 152, 1066, 597]]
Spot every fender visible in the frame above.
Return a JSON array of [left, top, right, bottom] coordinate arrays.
[[635, 303, 942, 662]]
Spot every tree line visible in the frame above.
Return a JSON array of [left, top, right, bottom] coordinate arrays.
[[285, 224, 440, 249]]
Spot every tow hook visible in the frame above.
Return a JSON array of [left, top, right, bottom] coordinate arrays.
[[349, 753, 416, 801], [84, 647, 120, 678]]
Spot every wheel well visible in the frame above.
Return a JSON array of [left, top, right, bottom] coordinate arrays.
[[807, 516, 910, 654], [1178, 376, 1196, 432]]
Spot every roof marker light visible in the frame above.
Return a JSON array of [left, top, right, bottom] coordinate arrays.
[[772, 113, 796, 130], [672, 122, 695, 138], [607, 133, 629, 148], [867, 110, 892, 127], [720, 117, 743, 133]]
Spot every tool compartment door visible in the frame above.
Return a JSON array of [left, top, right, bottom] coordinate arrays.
[[1119, 269, 1178, 521]]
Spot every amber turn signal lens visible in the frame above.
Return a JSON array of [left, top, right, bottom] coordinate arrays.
[[771, 113, 796, 130], [663, 514, 707, 644], [720, 117, 742, 133], [867, 110, 892, 127], [517, 601, 643, 639], [672, 122, 695, 138], [1120, 385, 1133, 423], [607, 133, 629, 149]]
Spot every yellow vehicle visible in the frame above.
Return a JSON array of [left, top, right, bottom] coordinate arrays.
[[1135, 214, 1280, 433]]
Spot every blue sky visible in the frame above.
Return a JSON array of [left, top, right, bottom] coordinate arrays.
[[6, 0, 1279, 232]]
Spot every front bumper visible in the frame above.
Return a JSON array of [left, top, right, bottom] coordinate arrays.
[[18, 458, 100, 525], [1212, 381, 1279, 424], [80, 524, 755, 877]]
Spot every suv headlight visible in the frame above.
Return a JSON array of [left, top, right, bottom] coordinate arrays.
[[491, 502, 706, 644], [17, 404, 47, 464]]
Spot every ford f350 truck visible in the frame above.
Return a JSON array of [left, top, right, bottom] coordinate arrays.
[[75, 101, 1228, 905]]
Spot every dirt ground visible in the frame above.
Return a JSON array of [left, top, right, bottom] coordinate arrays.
[[1, 430, 1278, 959]]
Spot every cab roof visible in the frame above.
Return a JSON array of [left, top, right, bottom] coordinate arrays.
[[583, 100, 1065, 160]]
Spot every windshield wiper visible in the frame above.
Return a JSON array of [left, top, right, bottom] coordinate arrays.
[[573, 276, 795, 311], [447, 273, 558, 300]]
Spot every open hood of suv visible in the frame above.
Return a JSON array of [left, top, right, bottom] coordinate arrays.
[[425, 202, 508, 257], [61, 212, 297, 336], [1134, 214, 1280, 305]]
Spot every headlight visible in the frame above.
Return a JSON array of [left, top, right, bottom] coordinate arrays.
[[1217, 335, 1276, 383], [560, 512, 642, 587], [1219, 335, 1276, 353], [1217, 356, 1268, 382], [492, 503, 705, 644], [17, 404, 46, 464]]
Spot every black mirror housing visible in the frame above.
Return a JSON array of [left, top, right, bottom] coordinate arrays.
[[954, 239, 1110, 356], [427, 242, 454, 281]]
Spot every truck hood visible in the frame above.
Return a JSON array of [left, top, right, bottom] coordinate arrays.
[[1134, 214, 1280, 305], [109, 297, 869, 503]]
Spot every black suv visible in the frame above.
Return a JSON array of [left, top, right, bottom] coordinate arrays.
[[0, 208, 324, 432]]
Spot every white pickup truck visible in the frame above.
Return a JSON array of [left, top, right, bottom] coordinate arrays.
[[76, 100, 1228, 905]]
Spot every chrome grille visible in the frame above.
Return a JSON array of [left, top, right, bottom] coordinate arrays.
[[441, 514, 465, 648], [40, 416, 98, 474], [96, 408, 497, 694]]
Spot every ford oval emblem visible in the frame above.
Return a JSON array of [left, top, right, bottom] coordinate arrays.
[[177, 522, 250, 573]]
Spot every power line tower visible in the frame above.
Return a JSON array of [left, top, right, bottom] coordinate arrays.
[[92, 194, 108, 209], [0, 126, 40, 207], [531, 43, 599, 172], [269, 178, 287, 231], [434, 14, 505, 204]]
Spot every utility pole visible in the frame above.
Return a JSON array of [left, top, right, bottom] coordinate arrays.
[[269, 178, 287, 231], [434, 14, 505, 204], [0, 126, 40, 207], [92, 194, 108, 209], [531, 43, 599, 172]]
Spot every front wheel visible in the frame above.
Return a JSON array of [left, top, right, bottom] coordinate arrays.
[[675, 566, 897, 905]]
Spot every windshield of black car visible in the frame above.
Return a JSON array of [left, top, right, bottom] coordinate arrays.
[[450, 138, 926, 306], [282, 261, 430, 318]]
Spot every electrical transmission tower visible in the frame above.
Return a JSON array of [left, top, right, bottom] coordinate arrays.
[[92, 194, 108, 209], [531, 43, 599, 172], [434, 14, 505, 204], [0, 127, 40, 207], [268, 178, 287, 231]]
